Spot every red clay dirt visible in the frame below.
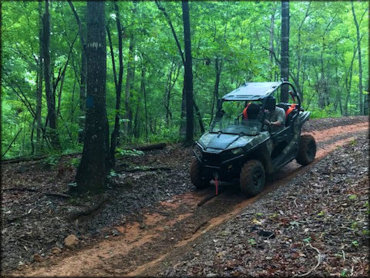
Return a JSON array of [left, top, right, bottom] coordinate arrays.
[[9, 121, 369, 277]]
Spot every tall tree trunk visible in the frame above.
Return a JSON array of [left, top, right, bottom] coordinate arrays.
[[142, 66, 149, 141], [42, 0, 59, 149], [334, 47, 343, 115], [124, 35, 135, 140], [351, 1, 364, 115], [182, 0, 194, 144], [344, 47, 356, 116], [79, 52, 87, 143], [164, 61, 180, 126], [109, 2, 124, 168], [75, 1, 109, 193], [179, 89, 186, 138], [210, 57, 222, 124], [280, 0, 289, 102], [155, 0, 187, 137], [294, 2, 310, 102], [67, 1, 87, 143], [36, 0, 43, 153], [269, 5, 277, 81]]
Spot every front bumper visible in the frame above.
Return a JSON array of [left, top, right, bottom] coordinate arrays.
[[193, 143, 245, 179]]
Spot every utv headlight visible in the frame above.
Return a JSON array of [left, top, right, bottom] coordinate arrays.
[[193, 144, 203, 159], [231, 148, 244, 155]]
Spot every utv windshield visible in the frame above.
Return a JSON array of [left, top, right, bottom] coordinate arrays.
[[210, 101, 263, 136]]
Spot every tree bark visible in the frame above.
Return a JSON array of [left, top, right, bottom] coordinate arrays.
[[210, 57, 222, 124], [351, 1, 364, 115], [344, 47, 356, 116], [269, 4, 277, 81], [142, 66, 149, 141], [75, 1, 109, 193], [280, 0, 290, 102], [124, 35, 135, 140], [293, 2, 310, 102], [36, 0, 43, 153], [109, 1, 124, 168], [164, 61, 180, 126], [67, 0, 87, 143], [182, 0, 194, 144], [42, 0, 60, 149]]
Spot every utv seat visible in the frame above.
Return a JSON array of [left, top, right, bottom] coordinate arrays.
[[277, 103, 298, 127]]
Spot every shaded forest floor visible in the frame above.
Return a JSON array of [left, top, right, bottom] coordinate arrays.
[[1, 116, 369, 276]]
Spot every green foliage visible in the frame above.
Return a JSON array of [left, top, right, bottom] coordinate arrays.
[[116, 148, 144, 157], [68, 157, 80, 168], [348, 194, 357, 201], [43, 154, 60, 168], [310, 104, 341, 119], [317, 211, 325, 217], [248, 238, 256, 246], [1, 1, 368, 158], [109, 170, 118, 177], [340, 269, 348, 277]]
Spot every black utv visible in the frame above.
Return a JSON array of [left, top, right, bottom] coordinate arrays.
[[190, 81, 316, 197]]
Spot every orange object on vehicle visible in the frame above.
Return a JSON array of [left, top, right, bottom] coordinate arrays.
[[242, 103, 251, 119], [285, 103, 297, 118]]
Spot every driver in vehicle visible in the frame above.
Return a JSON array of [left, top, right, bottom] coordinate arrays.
[[264, 95, 285, 132], [242, 102, 260, 120]]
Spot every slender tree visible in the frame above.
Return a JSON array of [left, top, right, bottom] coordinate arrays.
[[280, 0, 290, 102], [42, 0, 60, 148], [182, 0, 194, 144], [75, 1, 109, 193], [108, 1, 124, 167], [36, 0, 43, 152], [351, 1, 364, 115], [67, 0, 87, 143], [156, 0, 203, 140]]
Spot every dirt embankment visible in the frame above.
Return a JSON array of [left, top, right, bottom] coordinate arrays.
[[154, 134, 369, 277], [1, 116, 368, 276]]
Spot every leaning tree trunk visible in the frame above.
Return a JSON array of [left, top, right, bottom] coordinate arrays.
[[36, 0, 43, 153], [351, 1, 364, 115], [269, 4, 277, 81], [280, 0, 290, 102], [182, 0, 194, 145], [67, 0, 87, 143], [42, 0, 59, 149], [124, 35, 135, 140], [109, 2, 124, 168], [210, 57, 222, 124], [75, 1, 109, 193]]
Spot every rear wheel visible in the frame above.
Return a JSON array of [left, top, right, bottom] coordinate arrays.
[[190, 158, 208, 189], [296, 134, 316, 165], [240, 160, 265, 197]]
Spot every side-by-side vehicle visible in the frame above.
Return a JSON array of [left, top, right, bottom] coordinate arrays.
[[190, 81, 316, 196]]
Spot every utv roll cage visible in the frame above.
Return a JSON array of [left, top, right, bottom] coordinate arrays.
[[215, 81, 302, 129]]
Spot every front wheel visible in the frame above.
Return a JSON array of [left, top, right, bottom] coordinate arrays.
[[190, 158, 209, 189], [296, 134, 316, 166], [240, 160, 265, 197]]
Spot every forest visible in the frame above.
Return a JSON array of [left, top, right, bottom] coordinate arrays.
[[1, 1, 369, 276], [2, 1, 369, 185]]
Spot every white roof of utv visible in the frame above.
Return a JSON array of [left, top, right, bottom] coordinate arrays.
[[222, 82, 282, 101]]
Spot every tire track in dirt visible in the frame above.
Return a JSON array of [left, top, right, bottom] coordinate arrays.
[[13, 122, 368, 277]]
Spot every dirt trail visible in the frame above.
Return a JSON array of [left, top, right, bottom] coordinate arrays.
[[12, 122, 368, 277]]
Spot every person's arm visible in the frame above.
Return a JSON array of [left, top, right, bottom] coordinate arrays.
[[265, 109, 285, 126], [272, 109, 285, 126]]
